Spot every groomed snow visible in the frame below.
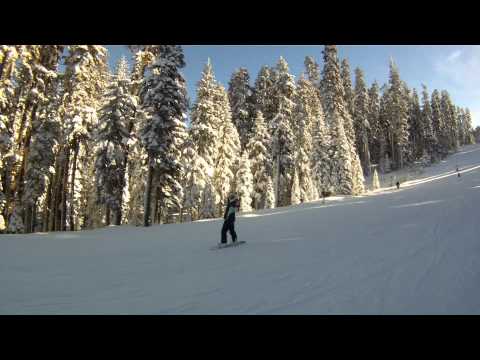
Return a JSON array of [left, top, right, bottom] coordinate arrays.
[[2, 144, 480, 314]]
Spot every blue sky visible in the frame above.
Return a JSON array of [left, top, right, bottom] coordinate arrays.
[[106, 45, 480, 127]]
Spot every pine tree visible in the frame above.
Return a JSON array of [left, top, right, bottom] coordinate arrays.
[[139, 45, 188, 227], [201, 180, 216, 219], [353, 67, 371, 176], [181, 137, 209, 221], [420, 84, 437, 161], [378, 84, 391, 172], [0, 46, 19, 228], [264, 176, 275, 209], [340, 58, 356, 142], [246, 111, 272, 209], [321, 45, 364, 195], [293, 75, 318, 202], [228, 68, 254, 150], [329, 108, 355, 194], [95, 56, 137, 226], [367, 81, 382, 167], [291, 167, 301, 205], [386, 59, 409, 169], [311, 98, 333, 195], [213, 85, 241, 216], [463, 108, 475, 144], [190, 60, 222, 175], [407, 88, 423, 160], [270, 57, 296, 206], [5, 46, 65, 232], [440, 90, 458, 152], [431, 89, 447, 158], [253, 65, 276, 124], [304, 56, 321, 88], [235, 152, 253, 212]]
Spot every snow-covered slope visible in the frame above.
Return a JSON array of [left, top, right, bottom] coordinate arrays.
[[2, 144, 480, 314]]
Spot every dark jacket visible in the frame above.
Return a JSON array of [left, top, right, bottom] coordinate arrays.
[[223, 198, 240, 220]]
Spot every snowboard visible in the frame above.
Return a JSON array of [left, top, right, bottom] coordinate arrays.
[[211, 241, 246, 250]]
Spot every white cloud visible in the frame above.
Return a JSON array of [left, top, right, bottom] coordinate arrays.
[[446, 50, 462, 62], [434, 46, 480, 91]]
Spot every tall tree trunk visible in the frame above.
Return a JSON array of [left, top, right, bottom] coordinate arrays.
[[32, 201, 37, 233], [60, 147, 70, 231], [152, 187, 159, 225], [69, 140, 79, 231], [50, 153, 62, 232], [114, 206, 122, 226], [275, 154, 281, 208], [143, 163, 153, 227], [105, 204, 111, 226], [24, 204, 32, 234], [43, 179, 52, 232]]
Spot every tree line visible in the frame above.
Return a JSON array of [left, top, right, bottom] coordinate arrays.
[[0, 45, 475, 233]]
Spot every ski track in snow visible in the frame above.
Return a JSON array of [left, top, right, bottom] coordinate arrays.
[[2, 144, 480, 314]]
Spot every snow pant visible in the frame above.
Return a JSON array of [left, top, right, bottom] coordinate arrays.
[[221, 214, 237, 244]]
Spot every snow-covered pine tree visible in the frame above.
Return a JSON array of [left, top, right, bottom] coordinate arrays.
[[420, 84, 437, 161], [130, 49, 156, 97], [329, 108, 354, 194], [22, 80, 62, 233], [246, 110, 272, 209], [139, 45, 188, 227], [340, 58, 356, 143], [48, 45, 108, 232], [200, 180, 216, 219], [124, 46, 160, 226], [228, 68, 255, 150], [23, 46, 66, 232], [213, 85, 241, 216], [457, 107, 466, 146], [264, 175, 276, 209], [291, 167, 301, 205], [378, 84, 391, 172], [5, 46, 65, 233], [235, 151, 253, 212], [95, 56, 137, 226], [304, 56, 321, 89], [0, 46, 20, 230], [431, 89, 447, 158], [353, 67, 371, 176], [253, 65, 277, 126], [386, 59, 409, 169], [463, 108, 475, 144], [293, 75, 318, 202], [180, 137, 208, 221], [311, 95, 333, 196], [190, 59, 222, 176], [321, 45, 364, 195], [367, 81, 383, 167], [440, 90, 458, 153], [270, 57, 296, 206], [407, 88, 422, 161]]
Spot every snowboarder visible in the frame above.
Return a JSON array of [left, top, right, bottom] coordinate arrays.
[[221, 192, 240, 245], [396, 181, 400, 189]]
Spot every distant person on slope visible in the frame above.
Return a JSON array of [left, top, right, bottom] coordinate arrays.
[[396, 181, 400, 189], [221, 193, 240, 245]]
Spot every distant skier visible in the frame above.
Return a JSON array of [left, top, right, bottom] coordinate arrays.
[[456, 166, 461, 177], [221, 192, 240, 245], [396, 181, 400, 189]]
